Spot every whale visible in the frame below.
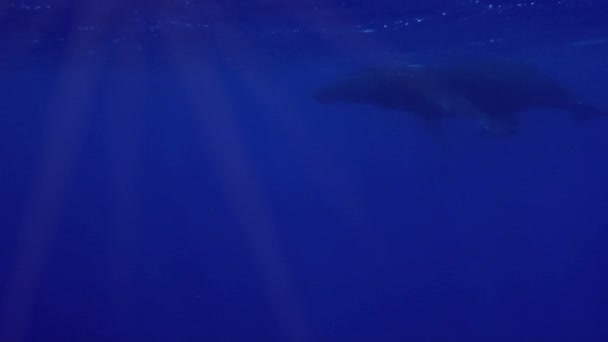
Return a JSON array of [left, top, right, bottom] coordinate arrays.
[[314, 62, 606, 136]]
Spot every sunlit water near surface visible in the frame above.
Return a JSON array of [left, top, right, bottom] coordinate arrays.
[[1, 1, 608, 341]]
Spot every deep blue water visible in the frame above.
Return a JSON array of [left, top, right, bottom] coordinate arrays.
[[1, 0, 608, 341]]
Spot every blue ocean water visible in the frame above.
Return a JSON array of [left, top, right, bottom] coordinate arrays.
[[1, 0, 608, 341]]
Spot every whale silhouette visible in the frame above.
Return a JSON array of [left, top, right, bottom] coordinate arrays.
[[315, 62, 606, 136]]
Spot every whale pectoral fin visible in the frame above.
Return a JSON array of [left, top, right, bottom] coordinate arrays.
[[476, 116, 518, 137], [470, 108, 518, 137], [429, 92, 518, 136], [461, 102, 518, 137], [461, 108, 518, 136], [425, 91, 519, 137]]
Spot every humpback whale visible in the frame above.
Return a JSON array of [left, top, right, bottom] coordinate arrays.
[[314, 62, 606, 136]]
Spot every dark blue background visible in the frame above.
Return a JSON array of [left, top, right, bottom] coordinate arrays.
[[1, 0, 607, 341]]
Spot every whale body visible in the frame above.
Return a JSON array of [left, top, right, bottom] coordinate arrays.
[[315, 62, 606, 136]]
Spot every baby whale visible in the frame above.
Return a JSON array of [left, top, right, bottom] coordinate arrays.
[[315, 62, 606, 136]]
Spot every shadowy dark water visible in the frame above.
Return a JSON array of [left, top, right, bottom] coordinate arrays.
[[1, 1, 608, 341]]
